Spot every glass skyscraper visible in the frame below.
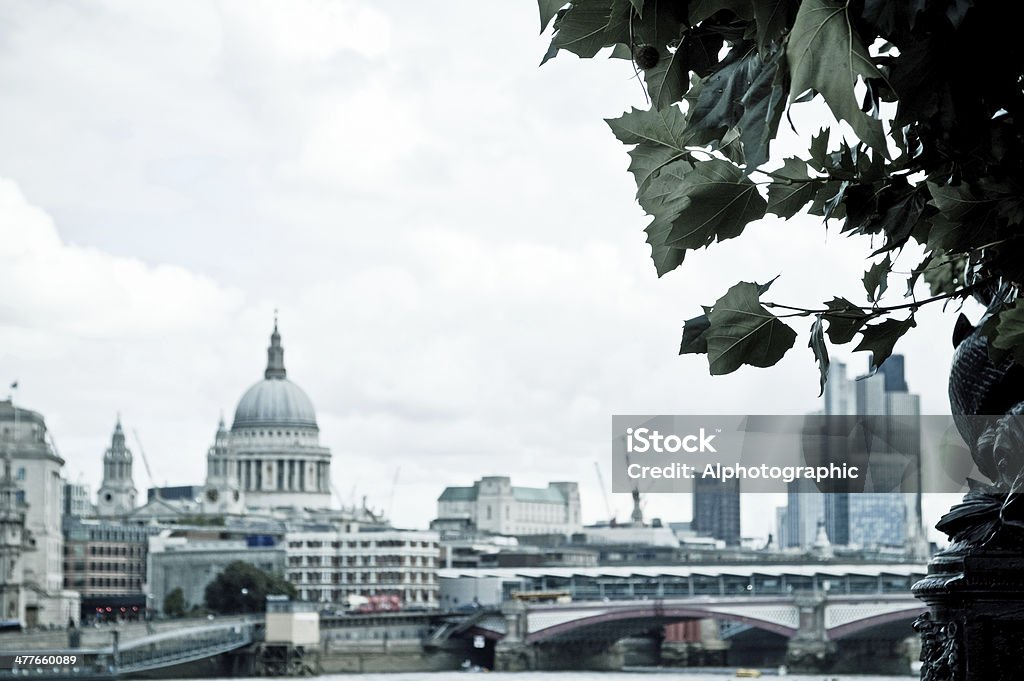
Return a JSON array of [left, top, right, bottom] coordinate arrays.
[[780, 355, 924, 553]]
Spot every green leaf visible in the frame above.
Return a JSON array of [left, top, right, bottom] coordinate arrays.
[[643, 46, 692, 110], [631, 0, 687, 48], [767, 158, 820, 218], [737, 45, 787, 172], [608, 108, 765, 277], [753, 0, 797, 55], [786, 0, 888, 155], [808, 316, 829, 396], [771, 157, 811, 181], [705, 281, 798, 374], [863, 254, 891, 302], [854, 316, 917, 371], [686, 44, 786, 170], [991, 300, 1024, 365], [808, 180, 848, 220], [663, 158, 768, 250], [864, 186, 927, 252], [609, 43, 633, 59], [637, 159, 695, 275], [546, 0, 630, 63], [539, 0, 570, 32], [606, 106, 690, 193], [928, 181, 994, 222], [680, 313, 711, 354], [808, 128, 830, 169], [757, 275, 780, 294], [822, 297, 869, 344], [905, 253, 932, 296], [768, 181, 820, 218], [922, 253, 966, 297]]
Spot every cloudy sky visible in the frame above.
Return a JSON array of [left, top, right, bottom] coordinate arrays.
[[0, 1, 968, 540]]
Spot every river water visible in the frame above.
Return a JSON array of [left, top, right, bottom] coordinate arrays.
[[187, 673, 915, 680]]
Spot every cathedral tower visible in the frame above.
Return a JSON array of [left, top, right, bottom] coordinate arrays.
[[96, 418, 137, 517]]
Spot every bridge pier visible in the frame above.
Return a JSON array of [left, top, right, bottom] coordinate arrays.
[[661, 619, 729, 667], [493, 599, 535, 671], [491, 601, 624, 671], [785, 591, 835, 673]]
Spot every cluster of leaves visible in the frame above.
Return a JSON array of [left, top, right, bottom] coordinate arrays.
[[204, 560, 297, 614], [163, 586, 187, 618], [539, 0, 1024, 392]]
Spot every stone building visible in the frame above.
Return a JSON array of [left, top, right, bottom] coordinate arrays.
[[285, 526, 439, 607], [201, 321, 332, 512], [436, 476, 581, 537], [0, 452, 29, 625], [0, 398, 79, 627]]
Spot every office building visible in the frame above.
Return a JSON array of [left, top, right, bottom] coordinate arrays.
[[692, 474, 741, 546], [436, 476, 581, 537], [285, 526, 439, 606], [783, 356, 923, 552]]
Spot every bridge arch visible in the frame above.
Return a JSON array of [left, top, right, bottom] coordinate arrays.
[[827, 604, 926, 640], [526, 604, 798, 644]]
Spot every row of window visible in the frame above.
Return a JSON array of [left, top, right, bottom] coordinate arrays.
[[288, 555, 436, 567], [65, 561, 144, 574], [66, 544, 145, 557], [288, 571, 436, 585], [287, 540, 438, 549], [238, 428, 312, 438], [65, 576, 143, 590], [300, 588, 436, 602]]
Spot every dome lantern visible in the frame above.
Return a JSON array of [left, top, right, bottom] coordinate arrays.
[[265, 316, 287, 380], [231, 319, 318, 431]]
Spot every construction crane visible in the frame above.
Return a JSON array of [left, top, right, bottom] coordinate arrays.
[[593, 461, 616, 525], [132, 428, 159, 497]]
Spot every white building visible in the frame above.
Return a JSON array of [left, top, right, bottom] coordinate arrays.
[[201, 321, 332, 512], [0, 399, 80, 627], [436, 476, 581, 537], [284, 526, 439, 607], [0, 452, 28, 625]]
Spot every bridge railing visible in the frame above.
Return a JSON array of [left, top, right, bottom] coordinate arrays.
[[116, 622, 255, 674]]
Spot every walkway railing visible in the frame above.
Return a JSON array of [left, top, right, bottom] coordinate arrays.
[[0, 622, 254, 679], [116, 622, 254, 674]]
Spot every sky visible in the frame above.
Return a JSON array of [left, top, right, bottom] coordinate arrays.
[[0, 1, 970, 541]]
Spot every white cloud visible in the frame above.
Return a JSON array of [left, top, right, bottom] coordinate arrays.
[[0, 179, 240, 337], [220, 0, 391, 62]]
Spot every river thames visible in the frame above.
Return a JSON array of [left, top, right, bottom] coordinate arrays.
[[185, 673, 915, 680]]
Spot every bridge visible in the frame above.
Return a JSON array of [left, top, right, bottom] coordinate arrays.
[[494, 593, 924, 642], [0, 621, 256, 679], [436, 562, 927, 672]]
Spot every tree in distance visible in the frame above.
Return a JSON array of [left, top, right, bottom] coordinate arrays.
[[204, 560, 297, 614], [163, 586, 186, 618]]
